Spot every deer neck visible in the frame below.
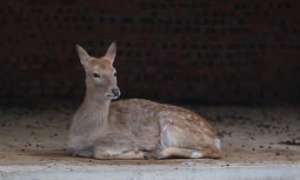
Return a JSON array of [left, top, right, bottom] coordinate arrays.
[[80, 87, 111, 129]]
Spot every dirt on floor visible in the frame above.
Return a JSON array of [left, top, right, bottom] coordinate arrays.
[[0, 103, 299, 167]]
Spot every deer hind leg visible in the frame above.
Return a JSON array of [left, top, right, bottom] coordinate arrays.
[[73, 146, 94, 158], [156, 130, 206, 159], [157, 147, 204, 159], [157, 146, 222, 159], [157, 117, 222, 159]]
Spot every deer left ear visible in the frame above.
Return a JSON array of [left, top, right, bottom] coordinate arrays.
[[104, 41, 117, 63], [76, 44, 91, 66]]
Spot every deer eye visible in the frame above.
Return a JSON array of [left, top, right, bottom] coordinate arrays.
[[113, 72, 117, 76], [93, 73, 101, 78]]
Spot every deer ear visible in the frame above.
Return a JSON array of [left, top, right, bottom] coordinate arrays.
[[104, 42, 117, 63], [76, 44, 90, 65]]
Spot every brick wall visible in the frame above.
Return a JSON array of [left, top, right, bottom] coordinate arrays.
[[1, 0, 300, 105]]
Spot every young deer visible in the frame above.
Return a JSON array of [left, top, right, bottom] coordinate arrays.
[[68, 42, 222, 159]]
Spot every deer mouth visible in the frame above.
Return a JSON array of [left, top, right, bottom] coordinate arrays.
[[105, 93, 120, 100]]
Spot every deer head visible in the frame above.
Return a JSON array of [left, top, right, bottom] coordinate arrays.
[[76, 42, 120, 102]]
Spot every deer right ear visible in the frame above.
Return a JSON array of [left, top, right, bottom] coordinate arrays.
[[76, 44, 90, 65], [104, 42, 117, 64]]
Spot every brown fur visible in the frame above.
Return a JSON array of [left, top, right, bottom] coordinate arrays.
[[68, 42, 223, 159]]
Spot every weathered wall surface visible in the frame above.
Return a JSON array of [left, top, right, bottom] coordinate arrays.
[[1, 1, 300, 105]]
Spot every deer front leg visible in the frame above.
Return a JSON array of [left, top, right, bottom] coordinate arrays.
[[93, 135, 146, 160], [69, 146, 94, 158], [94, 146, 145, 160]]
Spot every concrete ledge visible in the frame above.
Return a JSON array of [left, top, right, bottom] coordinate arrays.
[[1, 106, 300, 180], [1, 164, 300, 180]]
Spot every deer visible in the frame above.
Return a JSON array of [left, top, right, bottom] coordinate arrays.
[[68, 42, 222, 159]]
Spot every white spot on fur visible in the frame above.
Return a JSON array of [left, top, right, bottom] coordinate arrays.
[[215, 138, 221, 150], [191, 151, 203, 158], [161, 124, 169, 132]]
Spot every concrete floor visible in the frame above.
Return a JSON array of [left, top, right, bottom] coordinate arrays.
[[0, 104, 299, 179]]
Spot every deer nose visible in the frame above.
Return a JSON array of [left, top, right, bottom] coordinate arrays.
[[112, 88, 121, 97]]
